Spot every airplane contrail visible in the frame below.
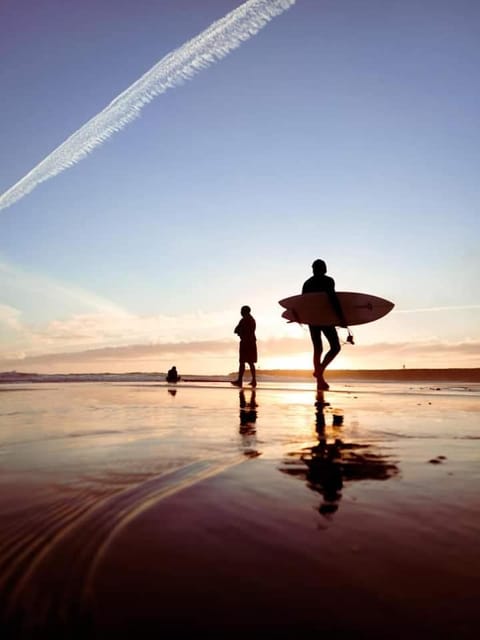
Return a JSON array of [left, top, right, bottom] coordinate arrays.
[[0, 0, 296, 213], [395, 305, 480, 313]]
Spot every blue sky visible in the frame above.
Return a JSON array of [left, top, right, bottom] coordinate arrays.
[[1, 0, 479, 374]]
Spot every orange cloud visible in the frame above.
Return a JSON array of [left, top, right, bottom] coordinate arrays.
[[1, 337, 479, 375]]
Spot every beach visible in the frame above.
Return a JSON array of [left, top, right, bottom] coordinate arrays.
[[0, 378, 479, 638]]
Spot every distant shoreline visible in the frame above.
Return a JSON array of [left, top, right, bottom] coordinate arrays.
[[257, 368, 480, 382], [1, 369, 479, 384]]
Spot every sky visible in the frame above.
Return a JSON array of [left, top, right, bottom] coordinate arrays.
[[1, 0, 479, 374]]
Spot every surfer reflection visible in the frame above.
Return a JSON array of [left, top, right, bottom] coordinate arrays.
[[315, 391, 343, 433], [168, 389, 177, 397], [280, 396, 398, 519], [238, 390, 260, 458]]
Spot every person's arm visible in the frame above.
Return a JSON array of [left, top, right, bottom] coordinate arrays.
[[234, 320, 243, 336], [327, 280, 347, 327]]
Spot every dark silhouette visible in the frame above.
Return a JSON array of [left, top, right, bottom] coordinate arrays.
[[302, 259, 346, 390], [239, 389, 258, 429], [166, 366, 180, 383], [238, 390, 260, 458], [231, 305, 257, 388], [279, 394, 399, 518]]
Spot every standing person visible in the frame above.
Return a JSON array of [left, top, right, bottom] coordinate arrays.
[[302, 259, 346, 390], [231, 305, 257, 388]]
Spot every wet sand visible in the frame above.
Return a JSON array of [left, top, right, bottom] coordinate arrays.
[[0, 381, 479, 638]]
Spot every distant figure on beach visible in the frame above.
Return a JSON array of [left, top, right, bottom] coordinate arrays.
[[231, 305, 257, 388], [302, 259, 346, 390], [166, 366, 180, 383]]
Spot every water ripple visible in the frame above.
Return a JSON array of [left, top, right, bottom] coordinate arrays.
[[0, 454, 245, 638]]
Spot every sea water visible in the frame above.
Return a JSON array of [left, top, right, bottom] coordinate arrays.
[[1, 380, 479, 635], [1, 380, 479, 475], [1, 380, 478, 507]]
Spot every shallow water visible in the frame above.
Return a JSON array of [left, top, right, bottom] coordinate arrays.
[[0, 380, 478, 518], [0, 381, 479, 637]]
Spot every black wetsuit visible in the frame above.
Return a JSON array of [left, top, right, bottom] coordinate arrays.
[[302, 274, 341, 371]]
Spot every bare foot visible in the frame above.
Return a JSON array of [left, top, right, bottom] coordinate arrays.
[[316, 376, 329, 391], [231, 380, 242, 387]]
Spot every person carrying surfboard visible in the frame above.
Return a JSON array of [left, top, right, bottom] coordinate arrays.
[[302, 259, 347, 390], [231, 305, 257, 388]]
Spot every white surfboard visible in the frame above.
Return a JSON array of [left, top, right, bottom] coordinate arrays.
[[279, 292, 394, 326]]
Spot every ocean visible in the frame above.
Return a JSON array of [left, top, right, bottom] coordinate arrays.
[[0, 379, 479, 637]]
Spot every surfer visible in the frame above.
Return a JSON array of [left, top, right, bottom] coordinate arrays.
[[302, 259, 346, 390], [231, 305, 257, 388], [166, 366, 180, 383]]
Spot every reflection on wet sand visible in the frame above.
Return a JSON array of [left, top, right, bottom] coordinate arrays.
[[238, 390, 260, 458], [280, 391, 399, 518]]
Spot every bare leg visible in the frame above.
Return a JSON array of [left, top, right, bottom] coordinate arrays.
[[309, 326, 323, 378], [316, 327, 341, 389], [231, 362, 245, 387], [320, 327, 341, 371], [248, 362, 257, 387]]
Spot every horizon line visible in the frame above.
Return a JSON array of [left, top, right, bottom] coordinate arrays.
[[1, 367, 479, 376]]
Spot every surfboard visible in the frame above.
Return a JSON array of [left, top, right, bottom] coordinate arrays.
[[279, 292, 394, 326]]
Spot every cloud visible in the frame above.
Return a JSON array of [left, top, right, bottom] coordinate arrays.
[[0, 258, 127, 316], [0, 304, 23, 331], [0, 0, 296, 213], [1, 336, 479, 373], [0, 339, 237, 373], [347, 339, 480, 358], [0, 285, 242, 361], [395, 305, 480, 313]]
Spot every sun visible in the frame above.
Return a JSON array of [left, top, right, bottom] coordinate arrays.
[[260, 351, 357, 372], [260, 353, 312, 371]]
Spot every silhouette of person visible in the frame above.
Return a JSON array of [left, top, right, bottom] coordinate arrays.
[[231, 305, 257, 388], [238, 390, 259, 457], [166, 366, 180, 383], [239, 389, 258, 429], [279, 394, 398, 519], [302, 259, 346, 390]]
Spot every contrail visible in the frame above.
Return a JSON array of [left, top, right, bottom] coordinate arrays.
[[395, 305, 480, 313], [0, 0, 296, 213]]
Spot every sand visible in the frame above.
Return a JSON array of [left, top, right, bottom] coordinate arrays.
[[0, 380, 479, 638]]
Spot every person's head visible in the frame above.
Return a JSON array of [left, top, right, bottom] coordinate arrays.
[[240, 305, 251, 317], [312, 259, 327, 276]]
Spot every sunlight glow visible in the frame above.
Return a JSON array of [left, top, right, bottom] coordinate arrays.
[[261, 352, 312, 371]]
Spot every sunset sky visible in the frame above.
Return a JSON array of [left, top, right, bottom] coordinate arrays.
[[1, 0, 479, 374]]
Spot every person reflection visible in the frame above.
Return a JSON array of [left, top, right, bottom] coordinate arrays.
[[280, 392, 398, 519], [315, 390, 343, 434], [238, 390, 260, 458], [307, 393, 344, 515]]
